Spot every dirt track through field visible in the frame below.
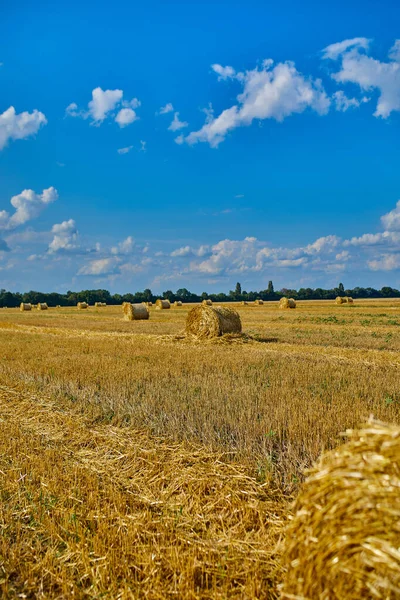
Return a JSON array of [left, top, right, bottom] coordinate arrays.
[[0, 381, 286, 599]]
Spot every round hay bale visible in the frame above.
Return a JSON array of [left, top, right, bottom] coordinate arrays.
[[174, 300, 183, 307], [254, 299, 264, 305], [346, 296, 354, 304], [77, 302, 88, 309], [146, 301, 153, 307], [186, 305, 242, 339], [155, 299, 171, 310], [202, 299, 213, 306], [279, 297, 296, 309], [336, 296, 345, 305], [241, 301, 248, 305], [37, 302, 48, 310], [123, 302, 149, 321], [56, 305, 61, 308], [94, 302, 103, 307], [20, 302, 32, 312], [282, 420, 400, 600]]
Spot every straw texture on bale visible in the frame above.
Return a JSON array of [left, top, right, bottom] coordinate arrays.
[[77, 302, 88, 309], [174, 301, 183, 307], [123, 302, 149, 321], [336, 296, 345, 305], [37, 303, 48, 310], [279, 297, 296, 309], [202, 299, 213, 306], [155, 299, 171, 310], [186, 305, 242, 339], [19, 303, 32, 312], [254, 299, 264, 305], [282, 420, 400, 600]]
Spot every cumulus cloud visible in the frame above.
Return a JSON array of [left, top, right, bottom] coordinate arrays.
[[78, 257, 121, 276], [333, 90, 369, 111], [323, 37, 400, 118], [368, 254, 400, 271], [48, 219, 78, 253], [115, 108, 138, 127], [158, 103, 174, 114], [66, 88, 140, 126], [111, 236, 134, 255], [0, 187, 58, 231], [184, 59, 330, 147], [168, 112, 188, 132], [381, 200, 400, 231], [0, 106, 47, 150], [211, 64, 238, 81]]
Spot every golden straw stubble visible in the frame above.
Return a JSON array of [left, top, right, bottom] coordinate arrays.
[[282, 420, 400, 600]]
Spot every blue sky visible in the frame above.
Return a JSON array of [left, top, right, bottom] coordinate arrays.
[[1, 0, 400, 293]]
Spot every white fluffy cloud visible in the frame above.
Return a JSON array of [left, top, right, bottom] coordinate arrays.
[[168, 112, 188, 132], [323, 38, 400, 118], [0, 187, 58, 231], [66, 88, 140, 126], [0, 106, 47, 150], [48, 219, 78, 253], [368, 254, 400, 271], [159, 103, 174, 114], [211, 64, 238, 81], [184, 59, 330, 147], [111, 236, 134, 255], [333, 91, 369, 112], [78, 257, 121, 276], [115, 108, 138, 127], [381, 200, 400, 231]]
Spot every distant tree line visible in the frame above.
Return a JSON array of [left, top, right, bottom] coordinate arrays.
[[0, 281, 399, 308]]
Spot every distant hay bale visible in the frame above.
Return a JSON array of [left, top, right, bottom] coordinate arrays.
[[202, 299, 213, 306], [123, 302, 149, 321], [37, 302, 48, 310], [336, 296, 354, 305], [241, 301, 248, 305], [20, 303, 32, 312], [155, 299, 171, 310], [254, 299, 264, 305], [146, 301, 153, 307], [279, 297, 296, 309], [186, 305, 242, 339], [56, 305, 61, 308], [94, 302, 104, 307], [77, 302, 88, 309], [174, 301, 183, 307], [282, 420, 400, 600]]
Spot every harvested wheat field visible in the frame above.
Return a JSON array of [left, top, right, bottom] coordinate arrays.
[[1, 299, 400, 598]]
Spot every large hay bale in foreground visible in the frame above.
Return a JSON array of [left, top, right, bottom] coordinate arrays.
[[279, 297, 296, 309], [20, 303, 32, 312], [186, 305, 242, 339], [155, 299, 171, 310], [336, 296, 345, 304], [282, 420, 400, 600], [123, 302, 149, 321], [77, 302, 88, 310], [254, 299, 264, 305]]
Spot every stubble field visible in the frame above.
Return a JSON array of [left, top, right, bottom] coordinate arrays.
[[1, 299, 400, 598]]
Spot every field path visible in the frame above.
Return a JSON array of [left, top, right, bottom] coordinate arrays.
[[0, 381, 285, 599]]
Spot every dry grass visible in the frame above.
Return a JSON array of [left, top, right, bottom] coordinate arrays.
[[1, 299, 400, 597]]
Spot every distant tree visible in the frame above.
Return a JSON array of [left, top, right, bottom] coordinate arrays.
[[268, 280, 274, 294], [162, 290, 175, 301], [143, 288, 153, 301], [235, 282, 242, 297], [338, 282, 345, 295]]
